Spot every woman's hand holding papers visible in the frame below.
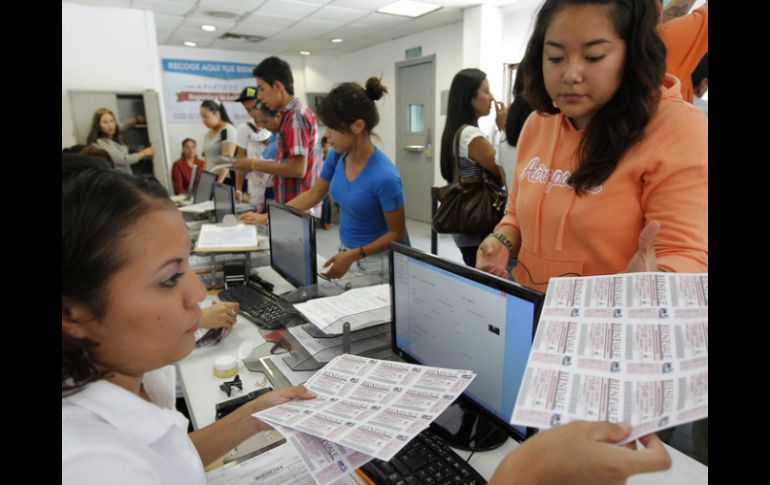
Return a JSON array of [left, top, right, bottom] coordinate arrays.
[[248, 386, 316, 432], [489, 421, 671, 485], [624, 220, 661, 273]]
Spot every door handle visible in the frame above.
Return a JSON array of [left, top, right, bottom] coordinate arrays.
[[404, 145, 425, 153]]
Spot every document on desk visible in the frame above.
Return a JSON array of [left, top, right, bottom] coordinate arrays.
[[205, 440, 358, 485], [510, 272, 708, 444], [272, 424, 373, 485], [254, 354, 476, 461], [195, 223, 258, 250], [179, 200, 214, 214], [292, 284, 391, 334], [287, 323, 389, 364]]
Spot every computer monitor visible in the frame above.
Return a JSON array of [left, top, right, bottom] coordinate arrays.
[[267, 200, 317, 289], [193, 170, 216, 204], [389, 243, 544, 449], [213, 183, 236, 223], [187, 164, 199, 197]]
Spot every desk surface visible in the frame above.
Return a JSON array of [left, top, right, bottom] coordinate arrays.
[[177, 264, 707, 484]]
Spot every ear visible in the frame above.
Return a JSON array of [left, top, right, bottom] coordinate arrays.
[[62, 298, 98, 340], [351, 119, 366, 135], [273, 80, 286, 95]]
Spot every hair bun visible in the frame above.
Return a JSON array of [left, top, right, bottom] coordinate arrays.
[[365, 77, 388, 101]]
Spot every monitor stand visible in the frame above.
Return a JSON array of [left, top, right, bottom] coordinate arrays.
[[280, 280, 348, 304], [429, 401, 509, 452]]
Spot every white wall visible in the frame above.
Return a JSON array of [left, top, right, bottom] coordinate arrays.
[[62, 2, 165, 150], [501, 10, 538, 67], [332, 22, 463, 187], [464, 4, 505, 135]]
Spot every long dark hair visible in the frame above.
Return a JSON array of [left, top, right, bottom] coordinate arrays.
[[200, 99, 232, 124], [86, 108, 121, 144], [440, 68, 487, 182], [505, 70, 534, 148], [62, 169, 174, 396], [520, 0, 665, 193], [316, 77, 387, 135]]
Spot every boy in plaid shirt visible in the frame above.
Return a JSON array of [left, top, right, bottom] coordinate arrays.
[[232, 56, 322, 219]]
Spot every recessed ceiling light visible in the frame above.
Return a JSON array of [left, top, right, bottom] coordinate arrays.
[[201, 25, 216, 32], [377, 0, 441, 18], [184, 41, 197, 47], [331, 38, 344, 44], [300, 50, 311, 55]]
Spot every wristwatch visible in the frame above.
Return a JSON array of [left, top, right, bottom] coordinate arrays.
[[487, 232, 514, 256]]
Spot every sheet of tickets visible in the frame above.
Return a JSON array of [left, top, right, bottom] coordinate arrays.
[[205, 439, 358, 485], [255, 354, 476, 462], [511, 272, 708, 443]]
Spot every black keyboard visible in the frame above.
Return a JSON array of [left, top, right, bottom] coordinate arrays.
[[218, 282, 303, 330], [360, 428, 487, 485]]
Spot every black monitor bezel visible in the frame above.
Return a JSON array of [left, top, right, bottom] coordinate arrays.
[[187, 164, 200, 196], [213, 183, 236, 223], [267, 200, 318, 288], [388, 242, 544, 443], [193, 170, 216, 204]]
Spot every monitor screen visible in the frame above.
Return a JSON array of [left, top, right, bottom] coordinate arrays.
[[213, 183, 236, 223], [390, 243, 544, 442], [267, 201, 317, 288], [193, 171, 216, 204], [187, 164, 200, 196]]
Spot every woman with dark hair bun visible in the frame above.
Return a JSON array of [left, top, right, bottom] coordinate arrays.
[[241, 77, 407, 279]]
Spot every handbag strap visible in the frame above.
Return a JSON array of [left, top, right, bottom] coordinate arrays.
[[451, 124, 468, 184]]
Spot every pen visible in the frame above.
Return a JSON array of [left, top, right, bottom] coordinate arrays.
[[355, 468, 375, 485]]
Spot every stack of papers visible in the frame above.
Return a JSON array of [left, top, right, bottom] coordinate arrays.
[[195, 223, 258, 251], [179, 200, 214, 214], [255, 354, 476, 484], [511, 272, 708, 444], [292, 284, 391, 334]]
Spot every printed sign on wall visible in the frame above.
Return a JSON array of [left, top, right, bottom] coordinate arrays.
[[162, 58, 255, 124]]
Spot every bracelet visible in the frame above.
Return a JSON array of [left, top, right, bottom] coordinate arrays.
[[251, 160, 256, 171], [487, 232, 514, 256], [359, 246, 366, 260]]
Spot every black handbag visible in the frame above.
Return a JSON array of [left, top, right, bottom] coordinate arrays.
[[432, 125, 508, 235]]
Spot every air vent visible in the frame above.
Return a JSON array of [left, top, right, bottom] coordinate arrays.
[[202, 10, 239, 20], [220, 32, 266, 43]]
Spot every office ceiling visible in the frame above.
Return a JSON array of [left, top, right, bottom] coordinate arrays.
[[63, 0, 542, 56]]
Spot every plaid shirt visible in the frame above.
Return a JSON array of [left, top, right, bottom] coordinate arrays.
[[273, 98, 322, 211]]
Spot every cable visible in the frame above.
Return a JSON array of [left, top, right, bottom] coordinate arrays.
[[516, 259, 582, 286], [465, 425, 502, 464]]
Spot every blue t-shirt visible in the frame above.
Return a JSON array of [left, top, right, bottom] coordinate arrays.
[[262, 133, 278, 160], [321, 147, 405, 249]]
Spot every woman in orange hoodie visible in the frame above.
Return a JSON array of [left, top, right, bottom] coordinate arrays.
[[477, 0, 707, 293]]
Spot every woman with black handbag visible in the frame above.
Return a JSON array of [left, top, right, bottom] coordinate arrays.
[[438, 68, 507, 267]]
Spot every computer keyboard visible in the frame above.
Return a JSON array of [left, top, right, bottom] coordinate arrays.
[[359, 428, 487, 485], [218, 282, 303, 330]]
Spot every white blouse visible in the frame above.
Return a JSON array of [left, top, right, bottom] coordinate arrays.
[[62, 366, 205, 485]]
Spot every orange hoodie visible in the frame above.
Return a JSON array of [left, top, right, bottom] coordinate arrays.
[[497, 74, 707, 293], [657, 4, 708, 103]]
